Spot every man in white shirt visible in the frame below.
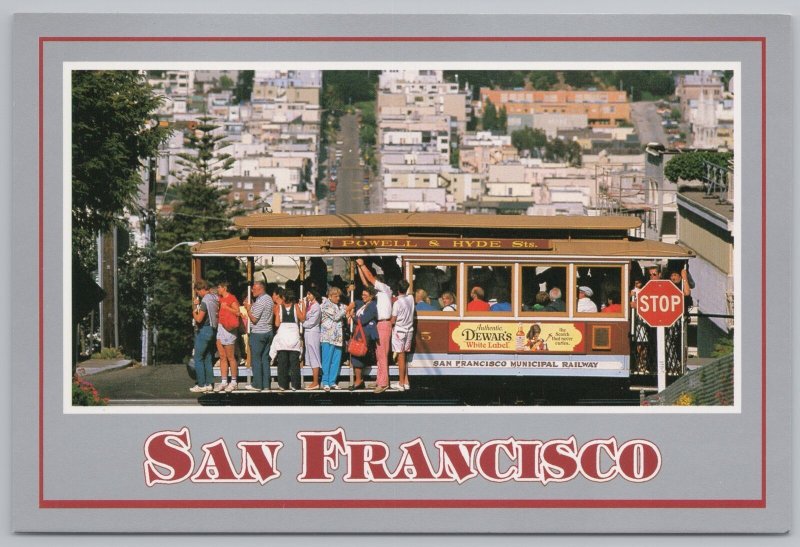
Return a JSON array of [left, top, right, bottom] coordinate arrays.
[[356, 258, 393, 392], [577, 286, 598, 313], [390, 279, 415, 391]]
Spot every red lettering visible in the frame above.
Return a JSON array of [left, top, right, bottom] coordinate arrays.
[[392, 438, 437, 480], [476, 439, 517, 482], [143, 427, 194, 486], [345, 441, 392, 481], [617, 440, 661, 482], [297, 429, 347, 482], [435, 441, 480, 483], [578, 439, 619, 482], [514, 440, 543, 481], [540, 437, 580, 485], [237, 441, 283, 484], [191, 439, 239, 482]]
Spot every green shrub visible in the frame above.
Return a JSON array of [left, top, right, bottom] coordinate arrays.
[[72, 376, 109, 406], [90, 346, 125, 360]]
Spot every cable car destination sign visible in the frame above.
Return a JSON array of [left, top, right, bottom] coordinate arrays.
[[326, 237, 552, 250]]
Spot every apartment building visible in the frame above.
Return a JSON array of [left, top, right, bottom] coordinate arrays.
[[480, 88, 631, 128], [219, 176, 276, 212]]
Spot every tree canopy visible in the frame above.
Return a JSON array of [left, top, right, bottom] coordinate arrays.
[[233, 70, 255, 104], [72, 70, 170, 241], [511, 127, 547, 156], [664, 151, 733, 183], [481, 100, 507, 133], [321, 71, 378, 115]]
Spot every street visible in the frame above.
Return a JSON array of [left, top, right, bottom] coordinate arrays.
[[334, 113, 367, 214], [630, 101, 667, 146]]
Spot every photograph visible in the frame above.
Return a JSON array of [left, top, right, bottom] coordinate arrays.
[[70, 66, 737, 409]]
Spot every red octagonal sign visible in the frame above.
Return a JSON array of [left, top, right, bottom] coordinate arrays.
[[636, 280, 685, 327]]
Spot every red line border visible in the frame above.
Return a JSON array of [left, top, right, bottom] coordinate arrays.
[[40, 35, 767, 510]]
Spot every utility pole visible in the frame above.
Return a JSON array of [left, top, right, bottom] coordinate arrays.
[[98, 227, 118, 350], [141, 154, 157, 366]]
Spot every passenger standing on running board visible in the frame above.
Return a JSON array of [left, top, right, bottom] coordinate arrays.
[[390, 279, 415, 392], [356, 258, 392, 393], [215, 281, 241, 393], [302, 288, 322, 390], [243, 281, 274, 392], [190, 281, 219, 393]]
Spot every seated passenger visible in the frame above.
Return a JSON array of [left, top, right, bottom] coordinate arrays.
[[489, 287, 512, 312], [466, 286, 491, 312], [577, 286, 598, 313], [414, 288, 437, 311], [545, 287, 566, 312], [532, 291, 550, 311], [440, 291, 457, 312], [601, 291, 623, 313]]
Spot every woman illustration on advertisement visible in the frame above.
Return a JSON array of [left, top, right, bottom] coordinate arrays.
[[526, 323, 548, 352]]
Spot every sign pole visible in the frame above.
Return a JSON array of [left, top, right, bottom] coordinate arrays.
[[657, 326, 666, 393]]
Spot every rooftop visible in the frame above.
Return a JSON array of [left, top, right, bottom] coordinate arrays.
[[677, 188, 734, 222]]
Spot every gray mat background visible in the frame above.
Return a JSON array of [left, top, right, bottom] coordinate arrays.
[[2, 0, 797, 543]]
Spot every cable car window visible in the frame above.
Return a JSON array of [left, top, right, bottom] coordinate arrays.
[[520, 265, 568, 315], [411, 263, 458, 313], [466, 264, 512, 314], [574, 265, 625, 316]]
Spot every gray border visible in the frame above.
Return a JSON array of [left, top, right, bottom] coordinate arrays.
[[5, 5, 794, 540]]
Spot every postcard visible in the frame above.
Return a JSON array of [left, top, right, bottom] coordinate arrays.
[[11, 13, 791, 533]]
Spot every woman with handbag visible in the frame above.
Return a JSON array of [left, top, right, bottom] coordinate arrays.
[[346, 286, 378, 391], [270, 288, 306, 391], [214, 281, 241, 393]]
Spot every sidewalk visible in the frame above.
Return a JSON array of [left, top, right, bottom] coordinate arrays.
[[84, 362, 199, 401], [76, 358, 134, 376]]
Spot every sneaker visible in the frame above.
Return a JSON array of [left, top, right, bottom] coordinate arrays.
[[261, 387, 271, 393], [225, 382, 238, 392], [323, 385, 331, 392], [189, 385, 204, 393], [331, 384, 341, 390], [202, 385, 214, 392], [244, 384, 260, 392], [403, 383, 410, 391], [390, 383, 405, 391], [214, 382, 227, 393]]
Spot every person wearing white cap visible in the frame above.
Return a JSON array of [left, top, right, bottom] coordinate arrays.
[[577, 286, 598, 313]]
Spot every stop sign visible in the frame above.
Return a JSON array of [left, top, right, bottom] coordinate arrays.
[[636, 280, 684, 327]]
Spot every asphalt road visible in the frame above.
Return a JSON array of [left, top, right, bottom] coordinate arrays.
[[630, 101, 668, 146], [334, 113, 367, 214]]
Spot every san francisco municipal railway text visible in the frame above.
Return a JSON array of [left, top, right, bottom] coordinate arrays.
[[432, 360, 600, 368], [144, 428, 660, 486]]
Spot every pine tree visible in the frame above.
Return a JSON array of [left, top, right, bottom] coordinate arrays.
[[482, 99, 498, 132], [497, 106, 508, 133], [150, 117, 243, 363]]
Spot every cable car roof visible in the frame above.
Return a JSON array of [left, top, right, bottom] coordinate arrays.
[[192, 235, 694, 260], [234, 212, 642, 234]]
